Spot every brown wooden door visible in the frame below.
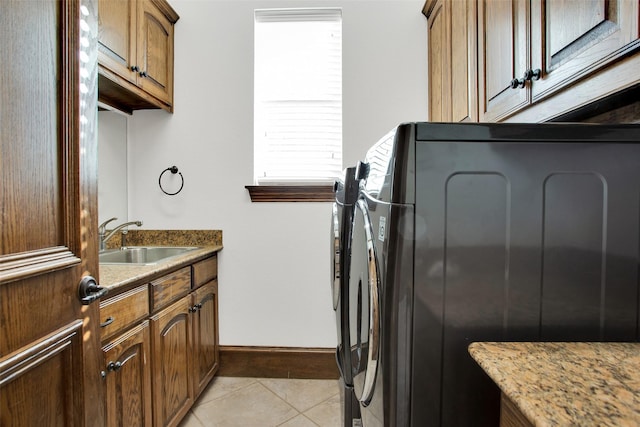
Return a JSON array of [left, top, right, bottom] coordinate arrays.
[[103, 321, 152, 427], [137, 0, 174, 105], [478, 0, 530, 121], [530, 0, 640, 102], [98, 0, 138, 84], [192, 280, 219, 400], [0, 0, 104, 426], [151, 295, 193, 427]]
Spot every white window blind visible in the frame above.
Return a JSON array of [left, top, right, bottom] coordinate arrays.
[[254, 8, 342, 185]]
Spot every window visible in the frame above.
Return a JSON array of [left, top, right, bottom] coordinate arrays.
[[248, 8, 342, 202]]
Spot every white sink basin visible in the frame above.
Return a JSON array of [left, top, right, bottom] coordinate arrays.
[[99, 246, 200, 265]]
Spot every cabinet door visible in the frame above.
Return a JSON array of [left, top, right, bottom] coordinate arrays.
[[478, 0, 530, 122], [98, 0, 137, 83], [530, 0, 640, 102], [151, 295, 193, 427], [103, 321, 152, 427], [450, 0, 477, 122], [192, 280, 220, 399], [426, 0, 451, 122], [137, 0, 174, 105]]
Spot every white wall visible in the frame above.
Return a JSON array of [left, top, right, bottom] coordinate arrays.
[[98, 111, 129, 225], [125, 0, 427, 347]]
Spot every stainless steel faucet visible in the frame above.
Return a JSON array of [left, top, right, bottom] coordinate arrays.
[[98, 217, 143, 251]]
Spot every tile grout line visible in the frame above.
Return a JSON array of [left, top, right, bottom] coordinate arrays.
[[192, 377, 260, 408]]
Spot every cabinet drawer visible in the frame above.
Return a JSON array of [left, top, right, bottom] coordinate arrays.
[[150, 266, 191, 312], [192, 255, 217, 289], [100, 285, 149, 342]]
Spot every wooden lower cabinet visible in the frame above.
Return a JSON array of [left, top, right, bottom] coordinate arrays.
[[103, 321, 153, 427], [100, 254, 219, 427], [192, 280, 220, 399], [151, 294, 194, 427], [500, 393, 534, 427]]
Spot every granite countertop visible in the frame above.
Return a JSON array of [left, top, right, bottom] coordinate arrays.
[[468, 341, 640, 427], [98, 229, 222, 293]]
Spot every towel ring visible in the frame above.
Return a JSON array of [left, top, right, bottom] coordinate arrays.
[[159, 166, 184, 196]]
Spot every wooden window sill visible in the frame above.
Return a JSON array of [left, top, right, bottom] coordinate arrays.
[[245, 185, 334, 202]]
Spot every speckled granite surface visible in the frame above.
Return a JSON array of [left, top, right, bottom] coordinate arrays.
[[468, 342, 640, 427], [99, 230, 222, 292], [105, 229, 222, 249]]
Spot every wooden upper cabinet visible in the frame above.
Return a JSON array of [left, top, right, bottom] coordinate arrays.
[[478, 0, 529, 122], [98, 0, 179, 113], [98, 0, 137, 84], [425, 0, 450, 122], [424, 0, 477, 122], [530, 0, 639, 102], [137, 0, 175, 105], [478, 0, 640, 122]]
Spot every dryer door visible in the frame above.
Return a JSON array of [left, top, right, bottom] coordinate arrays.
[[348, 198, 381, 406]]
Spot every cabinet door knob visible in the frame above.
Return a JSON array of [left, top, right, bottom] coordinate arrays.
[[107, 361, 122, 372], [524, 68, 541, 81], [510, 78, 525, 89], [139, 71, 148, 78], [130, 65, 140, 72]]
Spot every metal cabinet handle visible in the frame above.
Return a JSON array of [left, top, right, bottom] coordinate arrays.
[[139, 71, 148, 78], [78, 276, 108, 305], [189, 303, 203, 313], [130, 65, 140, 72], [510, 77, 525, 89], [511, 68, 542, 90], [100, 316, 114, 328], [107, 361, 122, 372], [524, 68, 541, 81]]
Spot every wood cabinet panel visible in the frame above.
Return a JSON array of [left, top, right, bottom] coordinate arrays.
[[137, 0, 174, 104], [426, 0, 449, 121], [151, 295, 193, 427], [98, 0, 137, 84], [100, 284, 149, 342], [103, 321, 152, 427], [530, 0, 640, 102], [192, 280, 219, 399], [478, 0, 530, 121], [150, 266, 191, 312], [450, 0, 477, 122], [500, 393, 534, 427], [192, 255, 218, 289], [424, 0, 477, 122]]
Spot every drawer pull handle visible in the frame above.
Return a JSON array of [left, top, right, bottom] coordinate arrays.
[[100, 316, 114, 328]]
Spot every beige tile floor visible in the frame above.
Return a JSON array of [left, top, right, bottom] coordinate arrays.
[[179, 377, 342, 427]]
